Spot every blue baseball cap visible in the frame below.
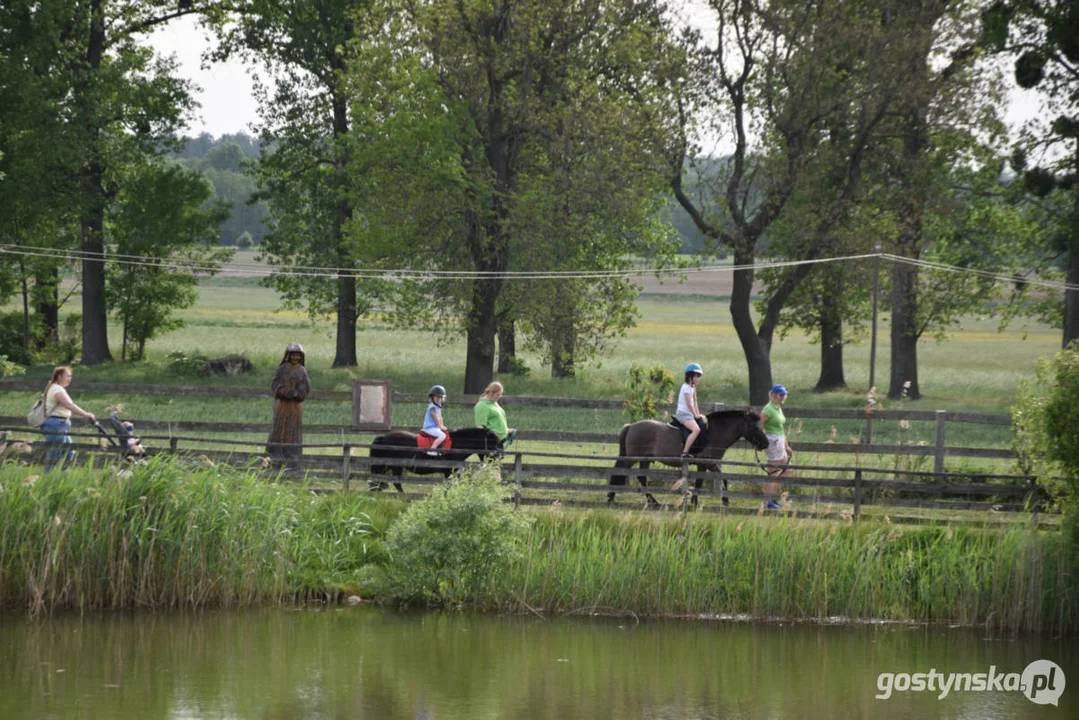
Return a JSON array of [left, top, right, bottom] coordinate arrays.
[[770, 384, 788, 396]]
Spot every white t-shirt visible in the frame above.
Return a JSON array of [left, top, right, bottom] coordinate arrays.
[[45, 383, 71, 419], [675, 382, 696, 420]]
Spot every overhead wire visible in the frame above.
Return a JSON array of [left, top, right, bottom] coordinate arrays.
[[1, 243, 1077, 291]]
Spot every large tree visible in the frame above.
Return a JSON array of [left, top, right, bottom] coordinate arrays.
[[878, 0, 1011, 398], [672, 0, 898, 404], [213, 0, 374, 367], [346, 0, 681, 391], [984, 0, 1079, 347], [1, 1, 201, 364], [106, 161, 232, 361]]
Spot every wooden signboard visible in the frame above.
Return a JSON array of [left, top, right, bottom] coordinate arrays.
[[352, 380, 392, 430]]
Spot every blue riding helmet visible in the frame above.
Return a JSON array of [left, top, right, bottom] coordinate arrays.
[[770, 384, 788, 396], [429, 385, 447, 397], [684, 362, 703, 376]]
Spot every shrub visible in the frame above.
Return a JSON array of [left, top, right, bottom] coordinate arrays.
[[0, 354, 24, 378], [166, 350, 210, 376], [1013, 344, 1079, 508], [376, 463, 531, 605], [623, 362, 676, 422], [506, 356, 531, 377]]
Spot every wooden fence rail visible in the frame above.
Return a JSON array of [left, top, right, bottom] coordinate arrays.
[[0, 380, 1012, 423], [0, 415, 1018, 468]]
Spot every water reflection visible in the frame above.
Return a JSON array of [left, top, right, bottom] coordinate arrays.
[[0, 608, 1072, 719]]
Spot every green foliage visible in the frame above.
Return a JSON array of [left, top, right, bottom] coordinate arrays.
[[0, 354, 24, 378], [1012, 344, 1079, 513], [172, 133, 269, 247], [506, 356, 531, 378], [166, 350, 210, 376], [344, 0, 683, 384], [376, 463, 531, 605], [0, 311, 79, 366], [622, 362, 676, 422], [106, 161, 234, 361]]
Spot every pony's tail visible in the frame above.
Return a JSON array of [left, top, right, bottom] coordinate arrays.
[[610, 424, 632, 486]]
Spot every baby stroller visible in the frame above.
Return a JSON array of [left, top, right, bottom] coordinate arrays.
[[93, 412, 147, 461]]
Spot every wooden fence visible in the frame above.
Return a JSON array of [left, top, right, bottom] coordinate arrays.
[[0, 380, 1018, 476], [1, 422, 1047, 528]]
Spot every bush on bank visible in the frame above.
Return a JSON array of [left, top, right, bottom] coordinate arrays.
[[363, 462, 532, 605]]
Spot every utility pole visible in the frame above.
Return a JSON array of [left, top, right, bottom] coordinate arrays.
[[863, 242, 882, 444]]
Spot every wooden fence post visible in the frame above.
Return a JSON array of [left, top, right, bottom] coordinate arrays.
[[169, 437, 179, 454], [934, 410, 947, 480], [853, 469, 863, 521], [513, 452, 522, 508], [680, 458, 690, 513], [342, 444, 352, 491]]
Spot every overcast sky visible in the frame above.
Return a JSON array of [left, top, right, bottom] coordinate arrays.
[[147, 9, 1043, 143]]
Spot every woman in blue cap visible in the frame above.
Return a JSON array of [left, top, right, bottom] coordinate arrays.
[[758, 383, 792, 509], [676, 363, 704, 458]]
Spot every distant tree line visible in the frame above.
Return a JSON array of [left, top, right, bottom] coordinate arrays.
[[171, 132, 270, 248], [1, 0, 1075, 403]]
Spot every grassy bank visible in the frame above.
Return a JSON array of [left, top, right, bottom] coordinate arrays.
[[0, 459, 401, 616], [493, 510, 1077, 634], [1, 460, 1073, 634]]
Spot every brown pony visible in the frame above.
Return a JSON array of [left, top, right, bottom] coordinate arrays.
[[609, 408, 769, 506]]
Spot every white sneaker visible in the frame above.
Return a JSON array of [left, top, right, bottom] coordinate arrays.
[[426, 450, 439, 456]]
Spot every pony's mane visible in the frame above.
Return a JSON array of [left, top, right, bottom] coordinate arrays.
[[705, 408, 760, 421], [450, 426, 496, 438]]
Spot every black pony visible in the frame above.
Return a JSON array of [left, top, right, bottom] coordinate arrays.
[[369, 426, 505, 492], [609, 408, 769, 507]]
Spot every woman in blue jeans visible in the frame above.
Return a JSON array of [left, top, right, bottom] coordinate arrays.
[[41, 366, 96, 472]]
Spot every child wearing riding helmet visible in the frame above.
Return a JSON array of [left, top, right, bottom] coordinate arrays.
[[423, 385, 449, 456], [677, 363, 704, 458]]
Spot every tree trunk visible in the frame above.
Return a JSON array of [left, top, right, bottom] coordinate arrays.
[[1064, 183, 1079, 349], [497, 319, 515, 373], [815, 302, 846, 391], [33, 266, 60, 347], [550, 323, 576, 379], [730, 245, 772, 405], [331, 88, 357, 367], [20, 260, 30, 350], [78, 2, 112, 365], [121, 321, 128, 362], [464, 278, 501, 393], [888, 107, 927, 400], [889, 258, 921, 399], [332, 267, 357, 367]]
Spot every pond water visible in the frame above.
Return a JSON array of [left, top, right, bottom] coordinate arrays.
[[0, 607, 1073, 719]]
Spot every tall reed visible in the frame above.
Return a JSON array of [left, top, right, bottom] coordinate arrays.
[[0, 457, 396, 615], [492, 510, 1078, 634]]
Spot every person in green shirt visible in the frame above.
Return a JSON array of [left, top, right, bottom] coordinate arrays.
[[474, 381, 515, 444], [758, 384, 792, 510]]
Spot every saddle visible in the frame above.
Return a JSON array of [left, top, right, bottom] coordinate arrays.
[[669, 416, 708, 456], [417, 432, 452, 450]]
